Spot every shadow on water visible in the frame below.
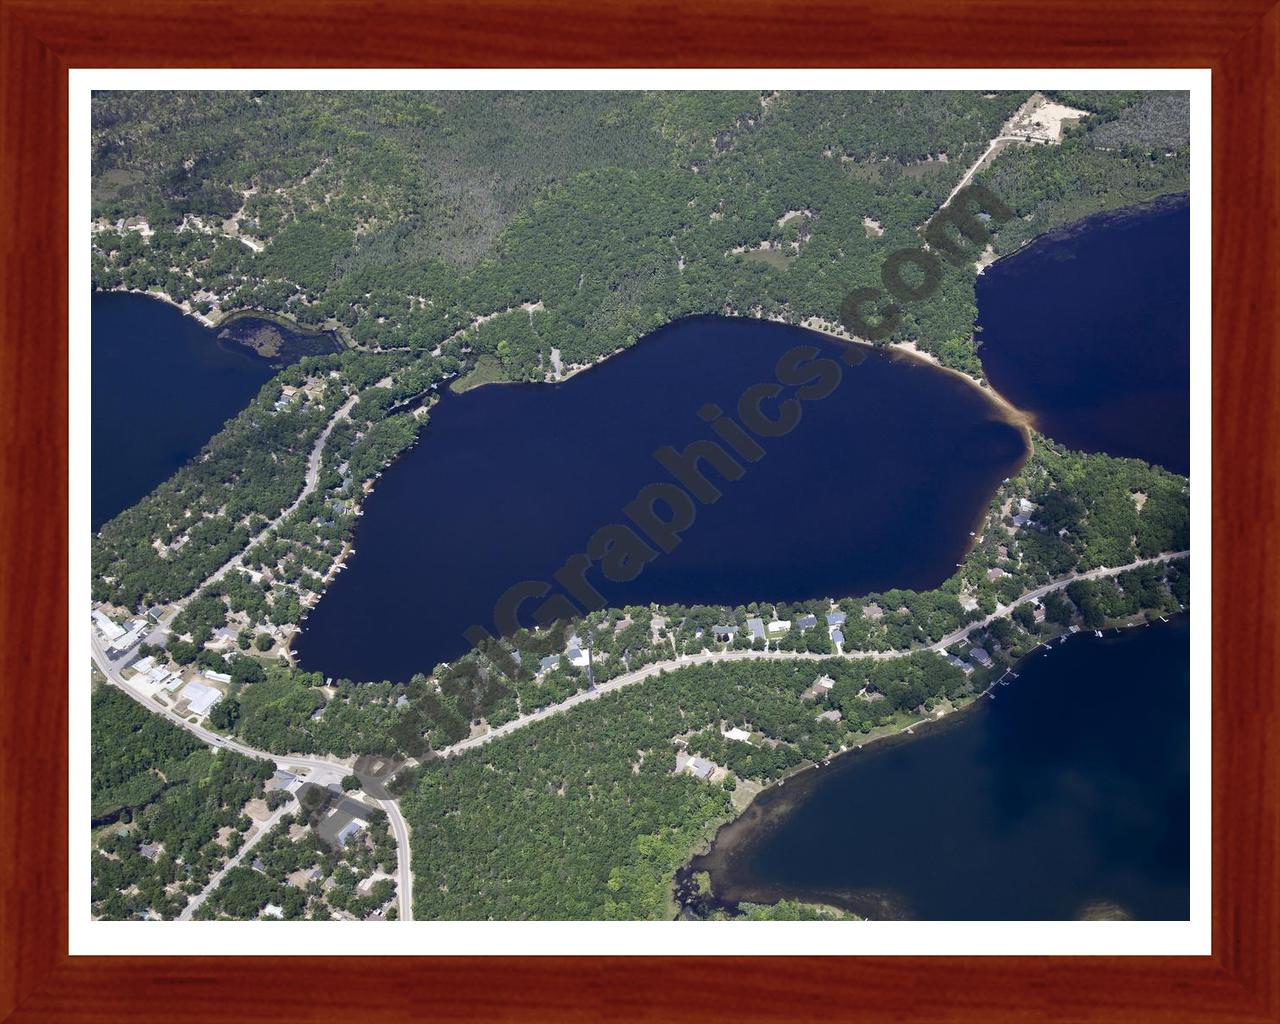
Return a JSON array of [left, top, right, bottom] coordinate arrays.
[[684, 618, 1190, 921]]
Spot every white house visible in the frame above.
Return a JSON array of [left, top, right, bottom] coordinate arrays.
[[722, 726, 752, 743]]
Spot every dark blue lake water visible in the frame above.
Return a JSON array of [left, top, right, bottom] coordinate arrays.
[[690, 617, 1191, 920], [295, 316, 1027, 682], [91, 292, 338, 531], [976, 195, 1190, 473]]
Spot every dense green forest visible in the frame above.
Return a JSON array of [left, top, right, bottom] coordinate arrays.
[[90, 92, 1193, 920], [93, 90, 1187, 380], [90, 686, 273, 920]]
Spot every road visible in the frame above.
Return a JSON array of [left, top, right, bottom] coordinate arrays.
[[178, 800, 293, 921], [90, 631, 415, 923], [439, 551, 1189, 758], [161, 392, 360, 626], [93, 550, 1184, 919]]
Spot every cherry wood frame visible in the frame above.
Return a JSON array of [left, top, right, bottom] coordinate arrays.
[[2, 1, 1276, 1020]]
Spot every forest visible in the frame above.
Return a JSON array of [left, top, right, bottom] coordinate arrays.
[[92, 89, 1188, 387], [90, 686, 274, 920]]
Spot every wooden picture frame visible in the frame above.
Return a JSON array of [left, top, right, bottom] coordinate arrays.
[[2, 1, 1275, 1019]]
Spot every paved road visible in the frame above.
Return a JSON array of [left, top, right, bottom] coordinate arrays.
[[439, 551, 1189, 759], [178, 801, 293, 921], [161, 392, 360, 626], [94, 549, 1184, 918], [91, 633, 416, 922]]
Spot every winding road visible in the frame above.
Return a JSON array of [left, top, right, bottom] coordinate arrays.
[[96, 429, 1184, 928], [436, 551, 1189, 758], [161, 392, 360, 626]]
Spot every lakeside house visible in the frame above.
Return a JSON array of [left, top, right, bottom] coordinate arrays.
[[825, 611, 846, 627], [947, 654, 975, 676], [745, 617, 766, 641], [987, 567, 1008, 581], [712, 624, 736, 643], [674, 751, 715, 780], [766, 619, 791, 637], [818, 709, 842, 723], [796, 614, 818, 630], [969, 648, 994, 668], [537, 654, 561, 675], [566, 646, 590, 669], [831, 628, 845, 647]]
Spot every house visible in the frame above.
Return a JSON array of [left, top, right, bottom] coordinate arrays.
[[92, 609, 125, 643], [674, 751, 715, 780], [825, 611, 847, 627], [766, 619, 791, 637], [395, 693, 409, 708], [817, 709, 842, 723], [131, 655, 156, 675], [795, 614, 818, 630], [251, 858, 267, 874], [566, 646, 590, 669], [745, 617, 766, 641], [262, 904, 284, 919], [1018, 497, 1037, 515], [1011, 514, 1030, 528], [107, 620, 148, 656], [139, 842, 161, 861], [969, 647, 994, 668], [813, 675, 835, 693], [712, 624, 736, 643], [830, 629, 845, 647], [538, 654, 561, 675], [1033, 603, 1046, 624], [722, 726, 752, 743], [947, 654, 975, 676], [181, 680, 222, 716], [204, 670, 232, 684], [336, 819, 366, 848], [986, 567, 1008, 581]]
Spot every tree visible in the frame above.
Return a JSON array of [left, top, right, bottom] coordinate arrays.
[[341, 775, 360, 792]]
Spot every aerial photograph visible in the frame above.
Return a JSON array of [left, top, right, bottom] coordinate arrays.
[[88, 88, 1191, 924]]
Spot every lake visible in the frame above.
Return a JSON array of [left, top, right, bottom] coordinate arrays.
[[91, 292, 339, 530], [687, 617, 1191, 921], [295, 316, 1028, 682], [975, 194, 1190, 474]]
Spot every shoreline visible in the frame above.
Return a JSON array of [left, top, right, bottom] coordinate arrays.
[[97, 285, 352, 348], [448, 308, 1036, 444], [677, 609, 1190, 918]]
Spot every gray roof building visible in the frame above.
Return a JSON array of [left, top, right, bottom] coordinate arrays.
[[796, 614, 818, 630], [969, 647, 994, 668], [745, 617, 766, 640], [825, 611, 846, 626]]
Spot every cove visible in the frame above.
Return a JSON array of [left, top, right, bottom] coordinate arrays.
[[975, 195, 1190, 474], [295, 315, 1028, 683], [91, 292, 340, 530], [686, 617, 1190, 921]]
